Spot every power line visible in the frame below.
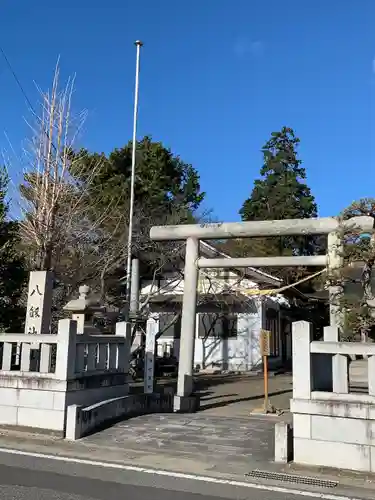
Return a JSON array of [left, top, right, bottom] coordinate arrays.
[[0, 45, 36, 113], [0, 45, 58, 154]]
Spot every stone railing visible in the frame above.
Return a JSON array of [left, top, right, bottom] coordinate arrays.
[[74, 322, 130, 376], [0, 320, 130, 380], [0, 319, 76, 379], [292, 321, 375, 401], [290, 320, 375, 473], [0, 319, 131, 434]]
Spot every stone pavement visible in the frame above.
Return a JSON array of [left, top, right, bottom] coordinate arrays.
[[80, 413, 276, 475], [80, 373, 293, 477], [0, 413, 279, 479]]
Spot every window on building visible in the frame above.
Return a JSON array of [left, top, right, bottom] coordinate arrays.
[[198, 312, 237, 338]]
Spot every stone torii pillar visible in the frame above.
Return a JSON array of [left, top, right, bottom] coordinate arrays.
[[174, 237, 199, 412], [150, 216, 374, 412]]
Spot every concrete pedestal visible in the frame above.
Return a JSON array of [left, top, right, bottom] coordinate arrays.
[[173, 394, 200, 413], [274, 422, 293, 463]]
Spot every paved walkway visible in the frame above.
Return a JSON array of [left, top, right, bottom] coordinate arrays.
[[195, 373, 293, 417], [0, 413, 280, 479], [80, 413, 276, 475], [77, 374, 293, 476]]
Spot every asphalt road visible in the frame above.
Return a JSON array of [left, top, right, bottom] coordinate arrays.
[[0, 450, 365, 500]]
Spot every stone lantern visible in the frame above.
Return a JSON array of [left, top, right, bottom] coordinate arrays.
[[63, 285, 106, 334]]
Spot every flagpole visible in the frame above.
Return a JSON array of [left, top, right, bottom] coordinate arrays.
[[126, 40, 143, 311]]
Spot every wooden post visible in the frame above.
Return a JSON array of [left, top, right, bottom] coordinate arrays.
[[263, 352, 269, 410], [251, 329, 276, 414]]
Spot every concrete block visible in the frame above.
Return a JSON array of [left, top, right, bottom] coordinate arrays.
[[52, 391, 67, 411], [17, 407, 65, 431], [294, 437, 371, 472], [274, 422, 293, 463], [369, 446, 375, 472], [291, 397, 370, 420], [0, 388, 18, 406], [0, 405, 17, 425], [65, 405, 82, 440], [18, 389, 54, 409], [311, 414, 373, 446], [173, 394, 200, 413], [293, 413, 311, 439], [323, 326, 339, 341]]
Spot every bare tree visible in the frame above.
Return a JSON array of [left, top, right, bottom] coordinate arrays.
[[18, 62, 108, 273]]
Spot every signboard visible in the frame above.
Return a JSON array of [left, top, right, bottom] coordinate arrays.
[[260, 329, 271, 357]]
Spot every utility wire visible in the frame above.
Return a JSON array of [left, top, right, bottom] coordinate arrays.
[[0, 44, 58, 154], [0, 45, 36, 113]]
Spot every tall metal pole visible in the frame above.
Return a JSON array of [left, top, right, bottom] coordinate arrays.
[[126, 40, 143, 310]]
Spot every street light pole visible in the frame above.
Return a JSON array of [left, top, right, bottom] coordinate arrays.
[[126, 40, 143, 312]]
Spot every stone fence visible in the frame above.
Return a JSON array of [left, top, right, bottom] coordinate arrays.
[[0, 319, 131, 434], [290, 320, 375, 473]]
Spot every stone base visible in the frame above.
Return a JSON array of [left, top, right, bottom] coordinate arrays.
[[173, 394, 200, 413], [291, 397, 375, 472]]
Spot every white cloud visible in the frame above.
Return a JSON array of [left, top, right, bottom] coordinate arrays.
[[234, 38, 264, 59]]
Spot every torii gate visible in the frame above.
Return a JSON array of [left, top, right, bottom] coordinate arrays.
[[150, 216, 374, 412]]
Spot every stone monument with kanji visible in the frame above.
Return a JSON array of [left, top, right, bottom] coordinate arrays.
[[25, 271, 53, 335]]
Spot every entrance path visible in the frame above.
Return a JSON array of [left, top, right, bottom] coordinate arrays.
[[77, 374, 293, 477], [131, 372, 294, 418], [80, 413, 276, 476], [195, 373, 293, 417]]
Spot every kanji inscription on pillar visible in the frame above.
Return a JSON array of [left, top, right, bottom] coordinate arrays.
[[25, 271, 53, 335], [144, 316, 157, 394]]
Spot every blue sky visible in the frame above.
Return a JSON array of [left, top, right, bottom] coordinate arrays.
[[1, 0, 374, 222]]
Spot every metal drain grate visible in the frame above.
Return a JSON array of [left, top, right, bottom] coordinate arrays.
[[245, 469, 338, 488]]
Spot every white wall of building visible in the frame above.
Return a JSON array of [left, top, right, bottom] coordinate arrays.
[[140, 261, 286, 372]]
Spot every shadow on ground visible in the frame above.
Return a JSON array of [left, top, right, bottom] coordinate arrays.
[[198, 388, 293, 411], [129, 372, 262, 394]]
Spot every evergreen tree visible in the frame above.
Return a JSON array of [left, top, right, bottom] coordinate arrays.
[[239, 127, 324, 283], [240, 127, 318, 255], [0, 168, 27, 331]]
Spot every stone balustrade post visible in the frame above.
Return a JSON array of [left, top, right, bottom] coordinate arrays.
[[292, 321, 313, 399], [55, 319, 77, 380]]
